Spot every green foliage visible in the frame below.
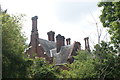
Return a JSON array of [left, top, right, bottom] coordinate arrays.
[[94, 1, 120, 79], [98, 2, 120, 51], [30, 58, 60, 79], [59, 50, 97, 78], [97, 2, 120, 78], [1, 1, 120, 79], [60, 42, 120, 79], [70, 51, 97, 78], [93, 41, 120, 79], [2, 10, 33, 78]]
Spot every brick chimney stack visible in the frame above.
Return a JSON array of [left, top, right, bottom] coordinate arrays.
[[32, 16, 38, 32], [47, 31, 55, 41], [31, 16, 39, 42], [86, 37, 90, 51], [84, 38, 87, 50], [29, 16, 39, 56], [66, 38, 71, 45], [84, 37, 90, 52], [56, 34, 65, 53]]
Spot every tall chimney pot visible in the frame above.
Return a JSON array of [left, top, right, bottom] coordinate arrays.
[[84, 37, 90, 52]]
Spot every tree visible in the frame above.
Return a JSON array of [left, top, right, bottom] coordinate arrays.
[[70, 51, 97, 78], [96, 1, 120, 79], [93, 41, 120, 79], [2, 10, 33, 78], [30, 58, 60, 79], [59, 44, 120, 79], [98, 1, 120, 52], [59, 50, 97, 78]]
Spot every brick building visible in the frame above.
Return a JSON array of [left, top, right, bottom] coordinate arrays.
[[26, 16, 90, 65]]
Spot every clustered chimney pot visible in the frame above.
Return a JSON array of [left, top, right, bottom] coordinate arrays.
[[56, 34, 65, 53], [47, 31, 55, 41], [84, 37, 90, 52], [32, 16, 38, 20], [66, 38, 71, 45]]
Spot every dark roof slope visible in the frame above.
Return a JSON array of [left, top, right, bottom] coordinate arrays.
[[59, 45, 73, 63], [38, 38, 56, 57], [52, 45, 74, 65], [37, 38, 75, 65]]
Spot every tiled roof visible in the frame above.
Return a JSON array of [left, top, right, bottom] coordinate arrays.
[[38, 38, 75, 65], [52, 45, 73, 65], [38, 38, 56, 57]]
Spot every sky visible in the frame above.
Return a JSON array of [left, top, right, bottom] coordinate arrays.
[[0, 0, 110, 50]]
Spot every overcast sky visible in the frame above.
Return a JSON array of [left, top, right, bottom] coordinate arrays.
[[0, 0, 110, 50]]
